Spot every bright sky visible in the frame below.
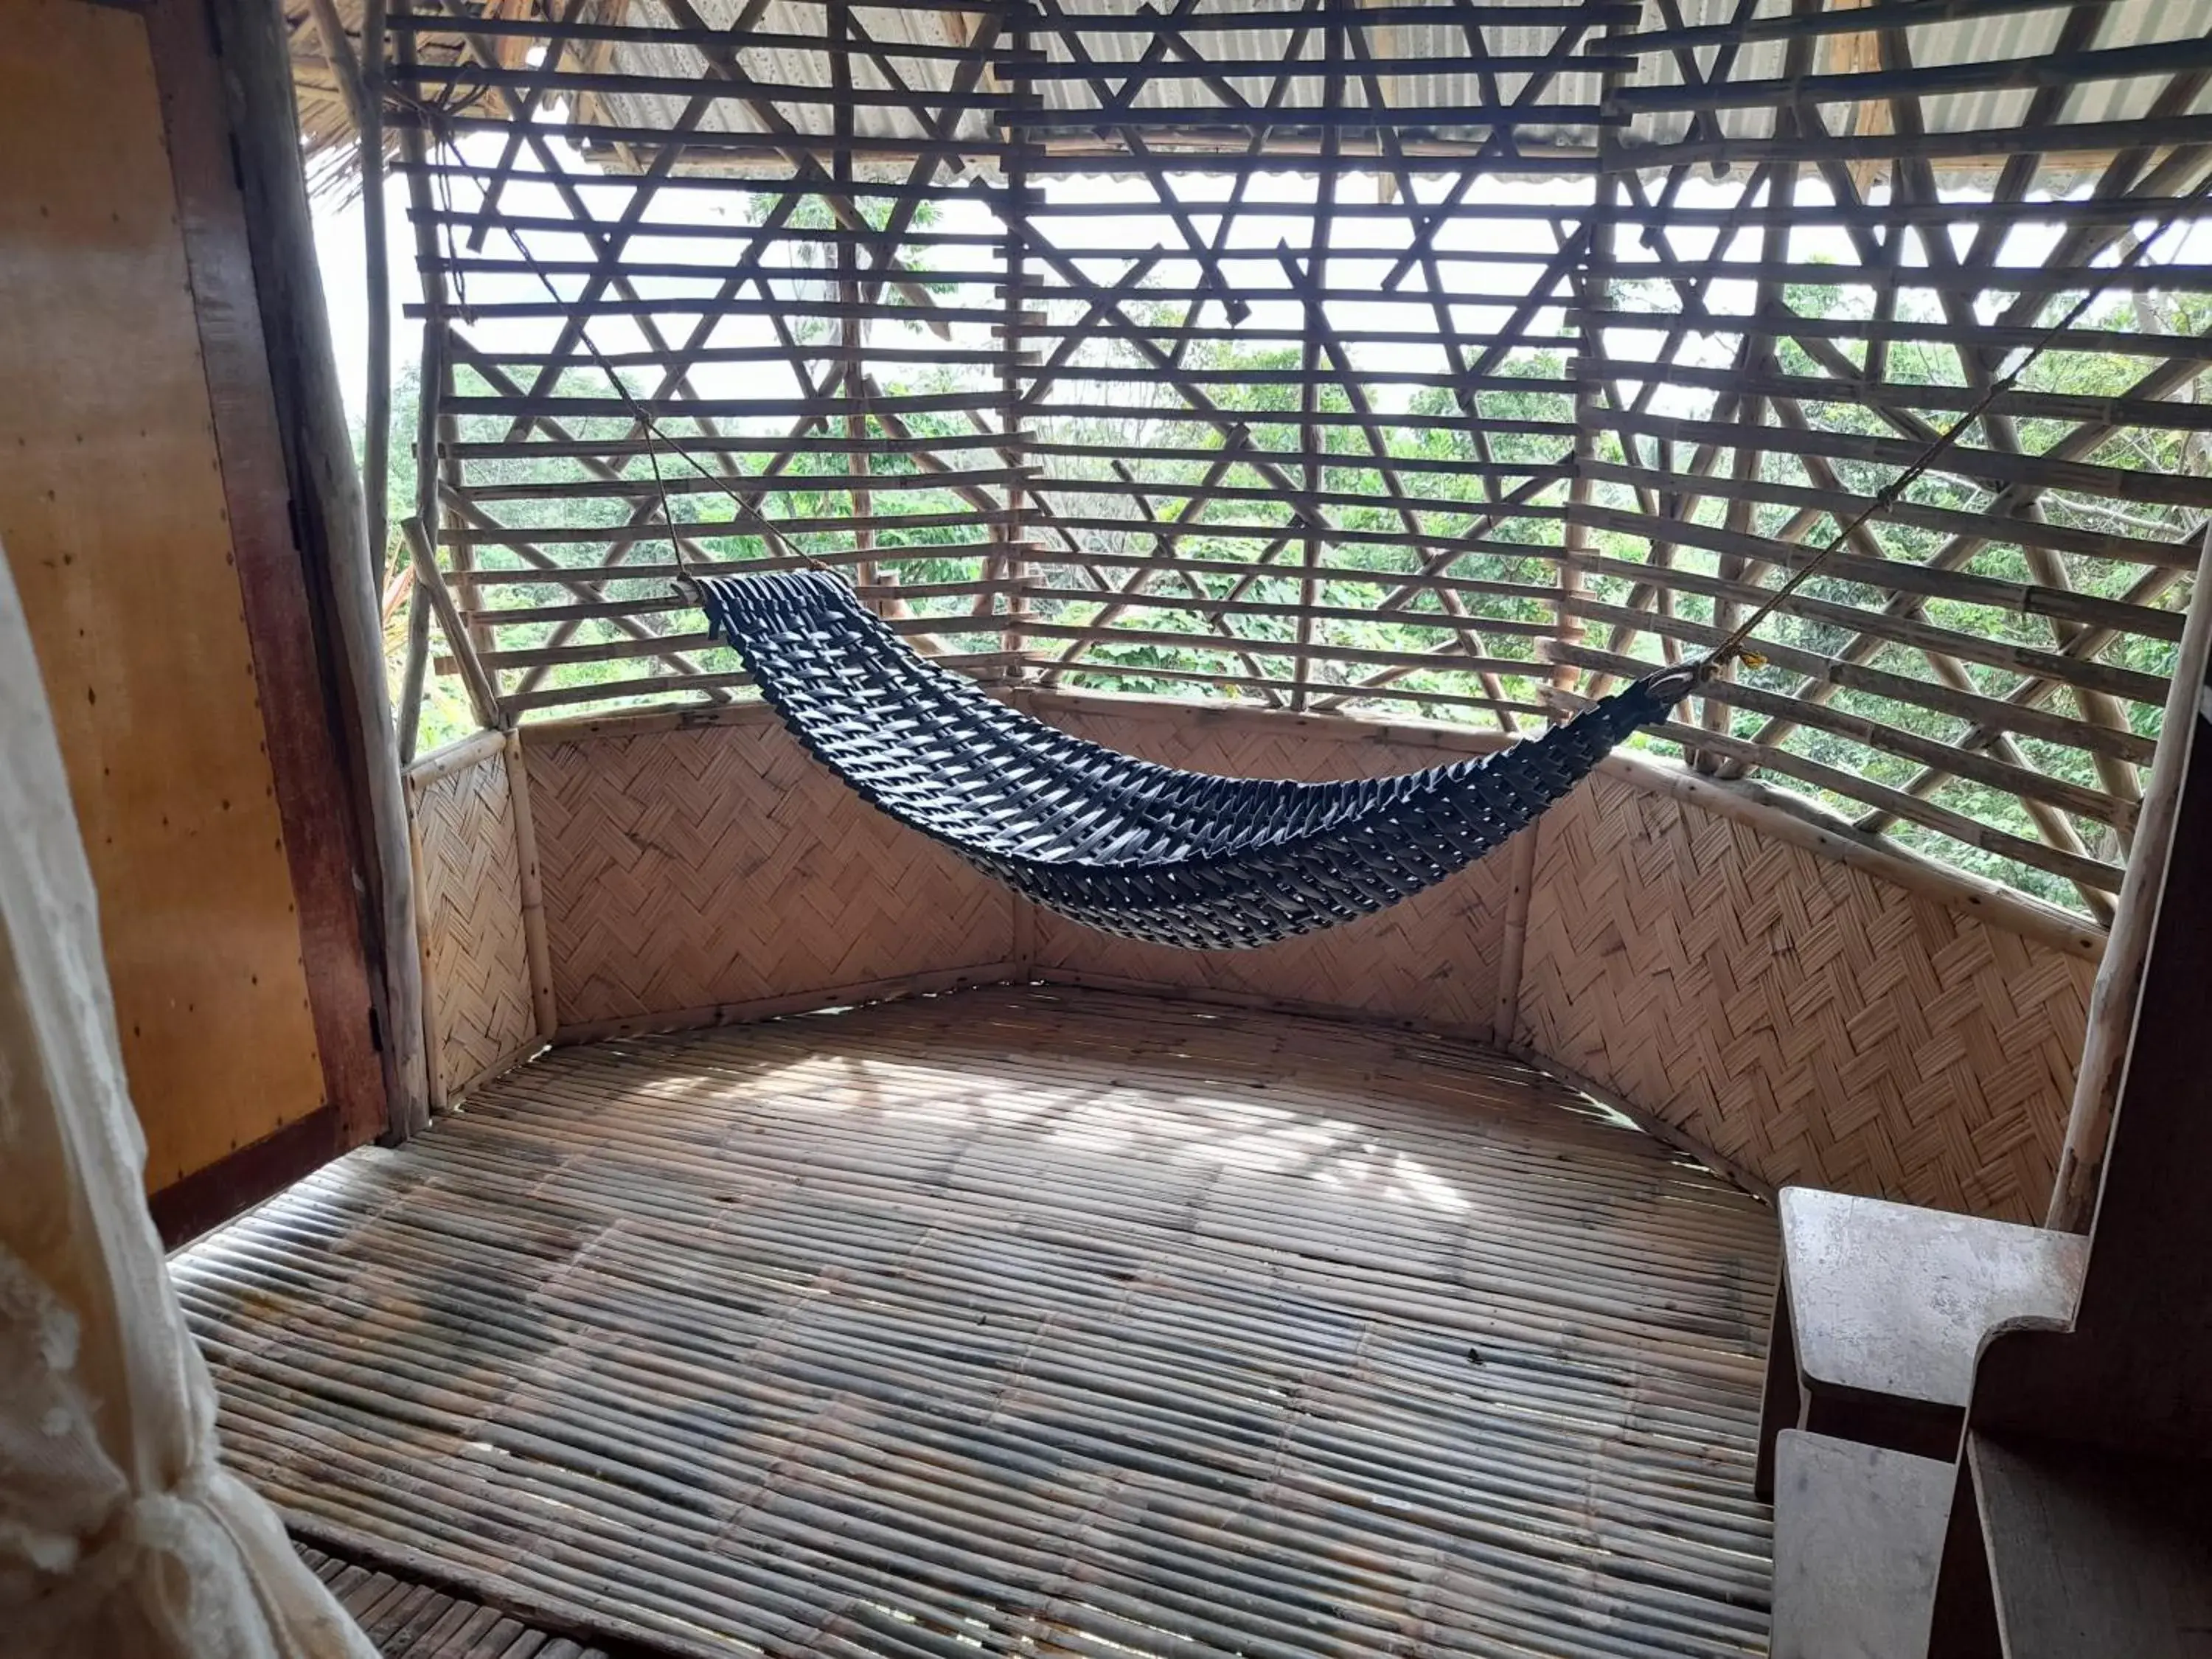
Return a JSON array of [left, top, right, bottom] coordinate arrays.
[[316, 176, 421, 429], [311, 135, 1628, 433], [309, 139, 2129, 442]]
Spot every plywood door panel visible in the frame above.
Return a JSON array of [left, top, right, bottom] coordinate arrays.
[[146, 0, 389, 1161], [0, 0, 330, 1192]]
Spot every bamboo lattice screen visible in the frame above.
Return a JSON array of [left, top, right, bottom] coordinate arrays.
[[347, 0, 2212, 917]]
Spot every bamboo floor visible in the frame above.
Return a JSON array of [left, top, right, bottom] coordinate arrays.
[[305, 1544, 613, 1658], [180, 987, 1781, 1658]]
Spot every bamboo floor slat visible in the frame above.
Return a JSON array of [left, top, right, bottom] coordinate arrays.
[[302, 1544, 613, 1658], [181, 989, 1780, 1659]]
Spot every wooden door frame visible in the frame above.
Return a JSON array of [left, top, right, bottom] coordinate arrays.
[[136, 0, 408, 1242]]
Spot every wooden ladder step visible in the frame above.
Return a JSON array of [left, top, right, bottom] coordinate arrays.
[[1758, 1187, 2085, 1497], [1770, 1430, 1953, 1659]]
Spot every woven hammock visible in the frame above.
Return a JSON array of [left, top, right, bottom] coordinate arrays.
[[695, 571, 1700, 949]]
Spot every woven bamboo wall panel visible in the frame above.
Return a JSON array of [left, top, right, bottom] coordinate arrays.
[[527, 713, 1016, 1032], [1029, 702, 1515, 1040], [409, 744, 536, 1102], [1514, 772, 2097, 1222]]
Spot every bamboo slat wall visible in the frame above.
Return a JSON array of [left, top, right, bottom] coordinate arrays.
[[501, 691, 2096, 1220], [404, 733, 547, 1105], [386, 0, 1026, 726], [348, 0, 2212, 918]]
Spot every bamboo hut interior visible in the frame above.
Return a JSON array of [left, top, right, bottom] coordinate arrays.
[[5, 0, 2212, 1651]]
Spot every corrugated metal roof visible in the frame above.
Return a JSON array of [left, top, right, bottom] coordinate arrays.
[[575, 0, 2212, 174], [582, 0, 996, 160], [1614, 0, 2212, 151]]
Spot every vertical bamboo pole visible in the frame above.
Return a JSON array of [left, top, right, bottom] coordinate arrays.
[[361, 0, 392, 585], [1002, 0, 1039, 978], [396, 591, 432, 763], [832, 0, 872, 598], [392, 0, 462, 757], [1696, 422, 1762, 774], [847, 383, 873, 595], [402, 765, 449, 1114], [1295, 0, 1343, 712], [503, 730, 560, 1042], [301, 0, 392, 582], [1559, 29, 1625, 716], [2048, 525, 2212, 1231], [1001, 9, 1034, 675]]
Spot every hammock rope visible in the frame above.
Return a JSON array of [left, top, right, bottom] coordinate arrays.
[[697, 571, 1702, 947], [1702, 200, 2203, 670]]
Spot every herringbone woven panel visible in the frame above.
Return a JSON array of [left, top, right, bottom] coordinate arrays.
[[409, 747, 536, 1103], [512, 693, 2094, 1219], [1030, 704, 1517, 1039], [1514, 771, 2097, 1222], [529, 709, 1016, 1030]]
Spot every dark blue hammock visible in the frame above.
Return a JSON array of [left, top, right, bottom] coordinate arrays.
[[695, 570, 1698, 950]]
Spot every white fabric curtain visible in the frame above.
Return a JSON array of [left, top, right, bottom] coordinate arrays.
[[0, 542, 378, 1659]]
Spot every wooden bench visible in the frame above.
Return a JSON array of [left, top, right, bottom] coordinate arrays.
[[1769, 568, 2212, 1658], [1769, 1430, 1952, 1659], [1755, 1188, 2085, 1498], [1932, 1425, 2212, 1659]]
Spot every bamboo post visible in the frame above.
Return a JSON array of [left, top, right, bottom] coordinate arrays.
[[206, 0, 430, 1139], [402, 516, 503, 730], [397, 590, 433, 765], [1559, 7, 1632, 717], [502, 730, 560, 1042], [1292, 0, 1343, 712], [394, 0, 455, 757], [2047, 523, 2212, 1231], [361, 0, 392, 585], [1001, 15, 1033, 673], [831, 0, 872, 599]]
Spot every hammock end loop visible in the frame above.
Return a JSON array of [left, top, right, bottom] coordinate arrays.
[[1636, 657, 1722, 709]]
